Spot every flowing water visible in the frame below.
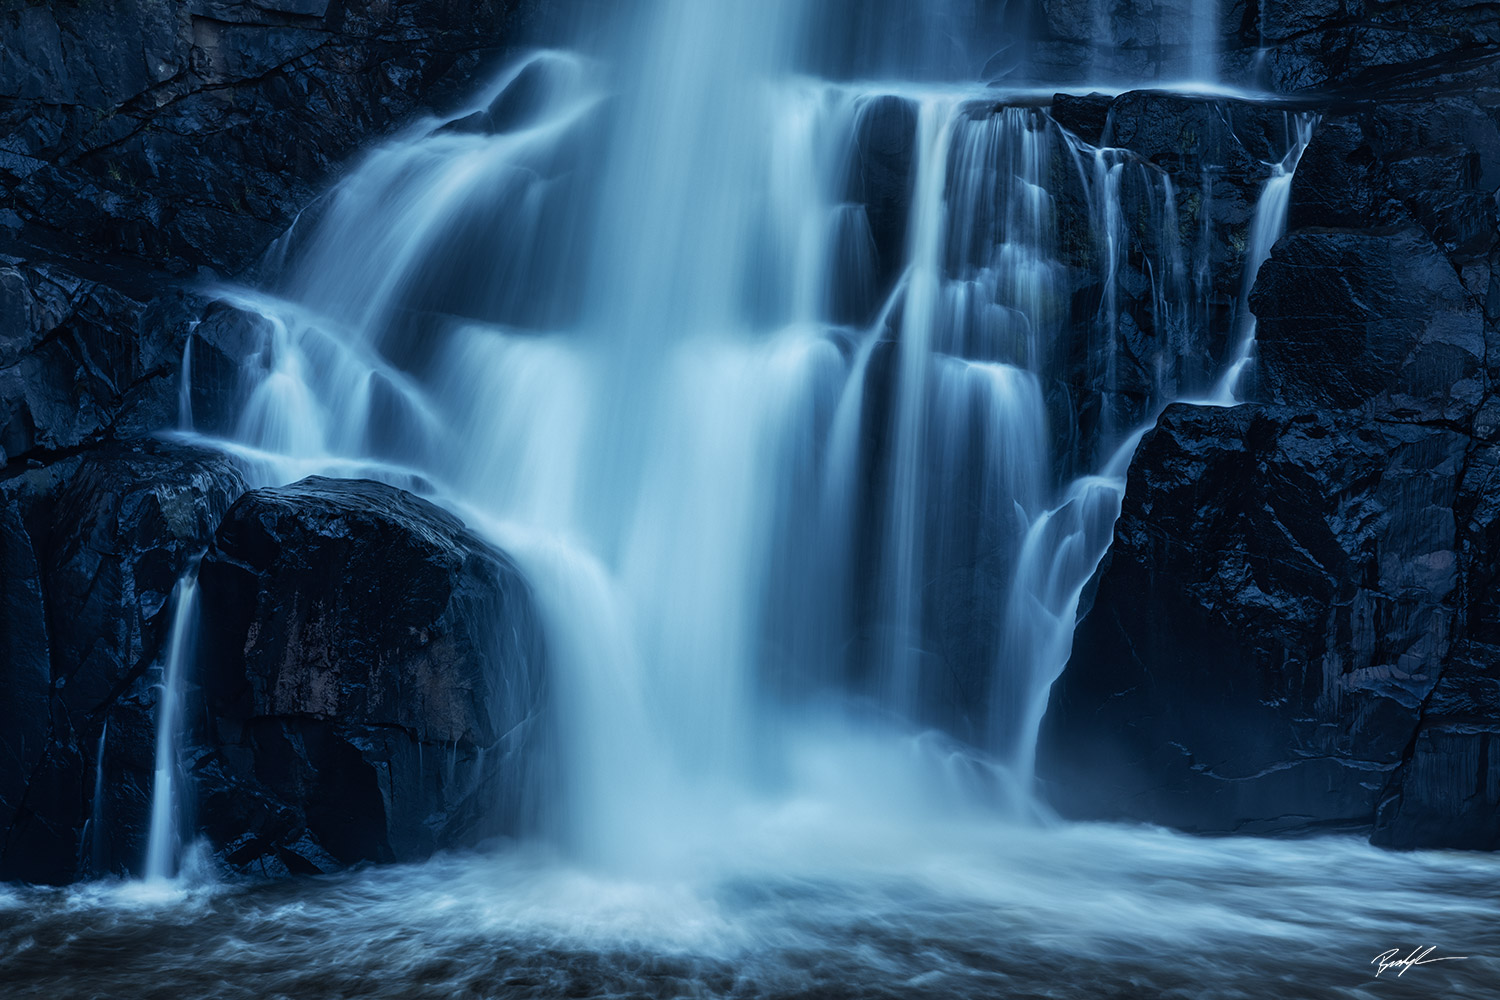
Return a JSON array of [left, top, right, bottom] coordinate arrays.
[[143, 567, 200, 882], [31, 1, 1498, 995], [4, 827, 1497, 998]]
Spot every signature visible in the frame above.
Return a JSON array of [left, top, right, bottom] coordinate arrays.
[[1371, 946, 1469, 977]]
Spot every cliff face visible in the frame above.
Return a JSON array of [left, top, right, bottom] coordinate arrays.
[[1029, 0, 1500, 93], [0, 0, 537, 277], [1038, 85, 1500, 848]]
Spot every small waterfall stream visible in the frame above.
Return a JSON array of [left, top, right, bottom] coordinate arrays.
[[1211, 112, 1318, 403], [144, 567, 201, 881]]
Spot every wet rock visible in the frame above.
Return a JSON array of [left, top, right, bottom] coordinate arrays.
[[1374, 441, 1500, 850], [1029, 0, 1500, 93], [0, 0, 544, 277], [0, 258, 263, 468], [181, 300, 278, 438], [1254, 0, 1500, 94], [197, 477, 549, 874], [0, 261, 193, 465], [1033, 0, 1226, 83], [1252, 227, 1486, 421], [436, 54, 577, 137], [1038, 403, 1467, 837], [843, 95, 917, 323], [0, 440, 245, 883]]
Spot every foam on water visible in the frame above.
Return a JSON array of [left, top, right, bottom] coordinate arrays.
[[4, 823, 1497, 997]]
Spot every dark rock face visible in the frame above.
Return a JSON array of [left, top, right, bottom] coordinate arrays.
[[1040, 404, 1465, 834], [196, 477, 549, 876], [1253, 226, 1486, 421], [839, 95, 917, 325], [1026, 0, 1500, 94], [0, 260, 196, 465], [1042, 83, 1500, 849], [0, 0, 555, 886], [0, 258, 291, 472], [0, 0, 539, 278], [0, 440, 245, 883], [1253, 1, 1500, 94]]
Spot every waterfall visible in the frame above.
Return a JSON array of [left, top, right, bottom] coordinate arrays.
[[173, 2, 1315, 867], [83, 720, 107, 874], [878, 96, 959, 711], [1189, 1, 1220, 83], [1210, 112, 1319, 404], [144, 567, 200, 881]]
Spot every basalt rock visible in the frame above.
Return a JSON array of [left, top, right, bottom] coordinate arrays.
[[0, 258, 288, 469], [0, 0, 543, 278], [196, 477, 549, 876], [0, 439, 246, 883], [1038, 403, 1468, 836], [1252, 226, 1486, 422]]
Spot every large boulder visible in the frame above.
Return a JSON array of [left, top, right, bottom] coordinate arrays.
[[1038, 403, 1468, 836], [196, 477, 549, 876], [0, 440, 245, 883]]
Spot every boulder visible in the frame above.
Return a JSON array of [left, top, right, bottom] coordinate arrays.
[[196, 477, 549, 876]]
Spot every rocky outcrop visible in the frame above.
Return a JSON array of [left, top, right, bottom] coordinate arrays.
[[0, 259, 196, 465], [1251, 1, 1500, 95], [1028, 0, 1500, 94], [0, 0, 550, 882], [195, 477, 549, 876], [0, 440, 245, 883], [1040, 83, 1500, 849], [1039, 404, 1466, 834], [0, 255, 293, 473], [1253, 226, 1486, 421], [0, 0, 541, 278], [0, 0, 551, 473]]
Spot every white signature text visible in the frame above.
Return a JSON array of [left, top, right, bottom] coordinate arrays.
[[1371, 946, 1468, 977]]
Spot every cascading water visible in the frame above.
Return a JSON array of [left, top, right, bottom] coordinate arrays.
[[170, 0, 1324, 863], [16, 3, 1500, 996], [83, 721, 107, 874], [1210, 111, 1318, 404], [143, 567, 200, 881]]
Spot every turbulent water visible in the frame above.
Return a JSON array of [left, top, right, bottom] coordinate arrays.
[[5, 825, 1498, 998], [32, 0, 1496, 996]]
